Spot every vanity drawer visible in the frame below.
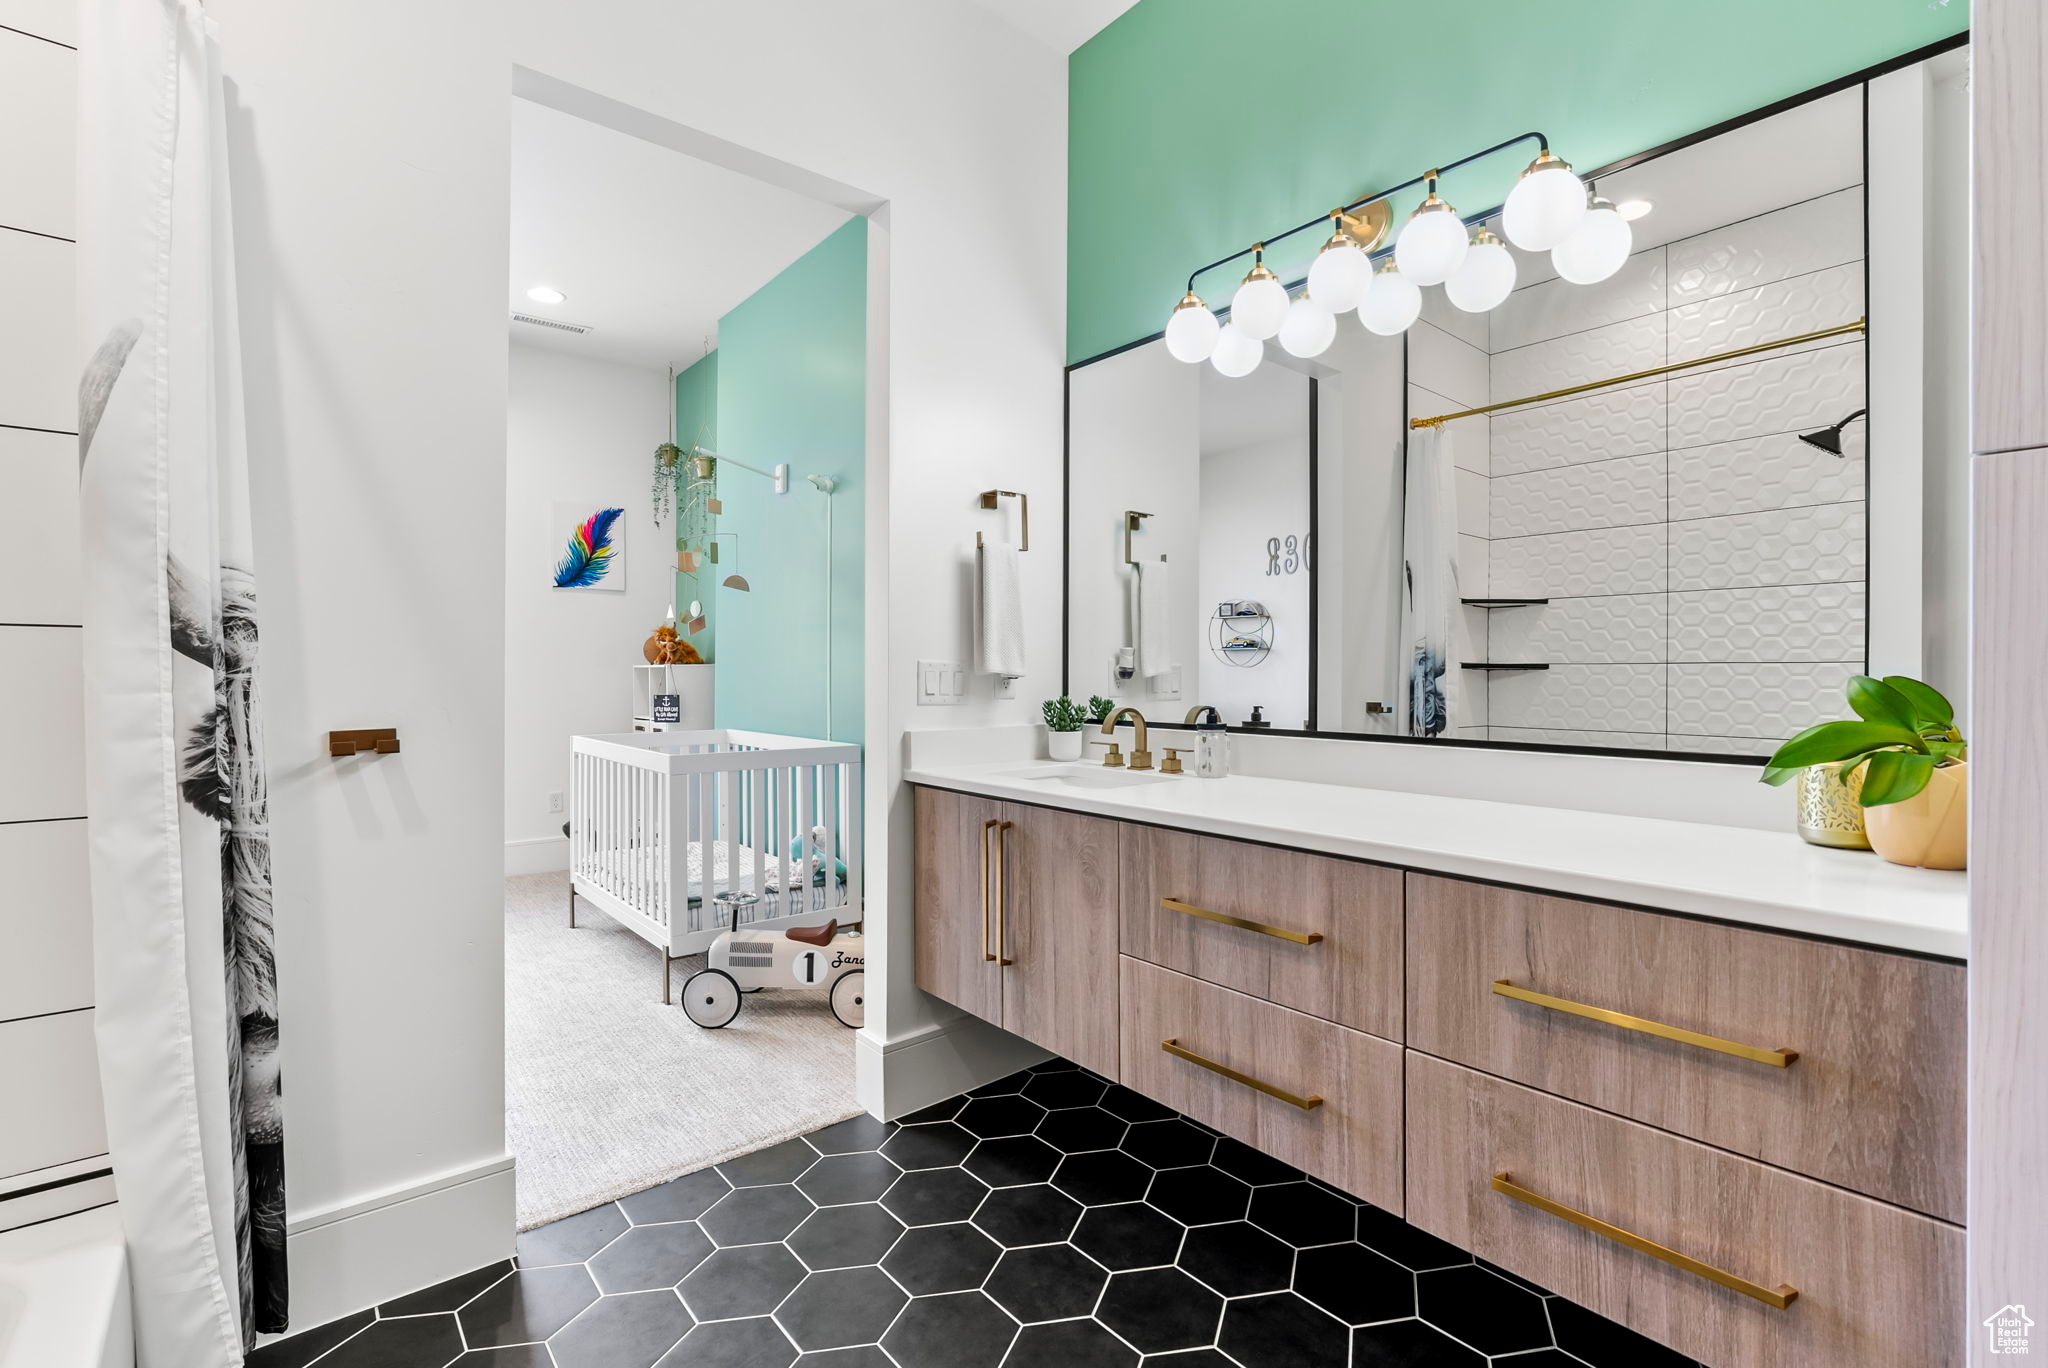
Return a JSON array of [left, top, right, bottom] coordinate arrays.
[[1118, 955, 1402, 1209], [1120, 826, 1403, 1041], [1407, 1054, 1962, 1368], [1405, 873, 1965, 1222]]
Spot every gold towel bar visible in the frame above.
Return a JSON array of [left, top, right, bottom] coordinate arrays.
[[1162, 898, 1323, 945], [1492, 979, 1798, 1067], [1161, 1039, 1324, 1110], [1492, 1172, 1798, 1309]]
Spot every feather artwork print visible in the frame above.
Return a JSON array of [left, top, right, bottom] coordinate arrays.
[[553, 507, 624, 588]]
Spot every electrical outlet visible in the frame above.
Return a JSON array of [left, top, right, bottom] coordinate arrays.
[[548, 791, 564, 813]]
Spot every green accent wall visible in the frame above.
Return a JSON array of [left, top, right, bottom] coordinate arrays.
[[699, 215, 866, 743], [674, 348, 718, 663], [1067, 0, 1966, 362]]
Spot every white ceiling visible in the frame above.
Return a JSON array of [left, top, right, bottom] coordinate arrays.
[[968, 0, 1138, 53], [1200, 353, 1309, 455], [509, 98, 853, 372]]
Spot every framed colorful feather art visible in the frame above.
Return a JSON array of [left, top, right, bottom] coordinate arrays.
[[551, 503, 627, 591]]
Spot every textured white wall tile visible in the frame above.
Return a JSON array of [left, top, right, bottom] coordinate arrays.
[[1670, 583, 1866, 662], [1487, 663, 1666, 733], [0, 427, 79, 625], [1419, 283, 1489, 352], [1490, 726, 1669, 751], [1455, 466, 1489, 540], [1489, 379, 1664, 476], [1666, 187, 1863, 307], [1668, 261, 1864, 370], [0, 229, 74, 433], [1664, 733, 1779, 757], [1408, 384, 1488, 474], [1667, 341, 1863, 449], [1409, 319, 1490, 408], [1668, 426, 1865, 520], [0, 1011, 107, 1180], [1490, 522, 1667, 599], [0, 819, 90, 1021], [1452, 726, 1491, 743], [0, 625, 83, 822], [0, 0, 77, 45], [1490, 313, 1665, 407], [1457, 532, 1489, 598], [1669, 661, 1859, 739], [1486, 594, 1665, 664], [1454, 605, 1489, 709], [0, 31, 73, 239], [1491, 452, 1664, 537], [1670, 500, 1865, 592], [1489, 247, 1667, 353]]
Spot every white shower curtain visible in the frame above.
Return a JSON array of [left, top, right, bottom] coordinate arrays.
[[80, 4, 285, 1364], [1399, 423, 1462, 735]]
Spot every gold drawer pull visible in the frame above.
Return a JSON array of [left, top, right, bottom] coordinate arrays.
[[1161, 1038, 1324, 1110], [979, 819, 1000, 963], [1492, 980, 1798, 1068], [1162, 898, 1323, 945], [1491, 1172, 1798, 1310]]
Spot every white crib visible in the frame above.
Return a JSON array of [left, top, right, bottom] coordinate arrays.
[[567, 729, 863, 1002]]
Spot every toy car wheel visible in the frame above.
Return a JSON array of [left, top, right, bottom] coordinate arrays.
[[681, 969, 743, 1029], [829, 970, 865, 1030]]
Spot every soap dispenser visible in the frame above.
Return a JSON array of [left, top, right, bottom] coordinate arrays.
[[1185, 705, 1229, 778]]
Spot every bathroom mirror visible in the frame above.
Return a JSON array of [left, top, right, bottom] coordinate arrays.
[[1065, 44, 1968, 760]]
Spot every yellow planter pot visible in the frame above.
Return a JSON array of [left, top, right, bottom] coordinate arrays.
[[1862, 761, 1968, 870]]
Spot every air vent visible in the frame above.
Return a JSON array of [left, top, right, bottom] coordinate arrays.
[[511, 312, 595, 335]]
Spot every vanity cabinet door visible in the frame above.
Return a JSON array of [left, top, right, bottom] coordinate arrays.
[[997, 802, 1120, 1079], [913, 786, 1005, 1025]]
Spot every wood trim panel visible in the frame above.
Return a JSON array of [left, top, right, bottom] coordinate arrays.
[[1408, 1054, 1962, 1368], [1973, 2, 2048, 452], [999, 803, 1121, 1079], [1120, 825, 1403, 1041], [1407, 872, 1964, 1222], [912, 786, 1004, 1023], [1119, 956, 1402, 1209]]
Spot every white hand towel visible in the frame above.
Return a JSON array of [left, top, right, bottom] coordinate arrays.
[[1136, 556, 1172, 680], [976, 541, 1027, 678]]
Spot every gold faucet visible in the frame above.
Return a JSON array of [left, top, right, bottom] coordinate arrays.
[[1101, 706, 1153, 771]]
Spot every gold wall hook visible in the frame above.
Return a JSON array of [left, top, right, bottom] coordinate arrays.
[[329, 728, 399, 757]]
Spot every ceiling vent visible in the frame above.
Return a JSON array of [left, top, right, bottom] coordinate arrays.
[[511, 312, 595, 335]]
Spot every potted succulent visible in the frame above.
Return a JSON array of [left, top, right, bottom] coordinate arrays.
[[1043, 695, 1087, 761], [1086, 695, 1117, 725], [1761, 675, 1967, 869]]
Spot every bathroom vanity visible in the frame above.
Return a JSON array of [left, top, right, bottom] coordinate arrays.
[[908, 760, 1967, 1368]]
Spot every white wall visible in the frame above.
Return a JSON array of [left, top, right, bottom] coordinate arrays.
[[0, 2, 113, 1235], [1197, 437, 1310, 728], [504, 344, 673, 873]]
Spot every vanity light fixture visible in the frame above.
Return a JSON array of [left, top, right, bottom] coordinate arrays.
[[1444, 226, 1517, 313], [1306, 212, 1373, 311], [526, 284, 568, 304], [1394, 172, 1469, 286], [1276, 294, 1337, 358], [1501, 146, 1586, 250], [1357, 259, 1422, 336], [1210, 321, 1264, 377], [1229, 246, 1291, 340], [1616, 198, 1654, 222], [1551, 185, 1633, 285], [1165, 291, 1221, 362]]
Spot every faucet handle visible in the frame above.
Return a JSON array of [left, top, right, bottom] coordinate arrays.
[[1091, 740, 1125, 768], [1160, 748, 1188, 775]]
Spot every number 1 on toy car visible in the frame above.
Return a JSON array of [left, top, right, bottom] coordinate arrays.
[[792, 949, 827, 986]]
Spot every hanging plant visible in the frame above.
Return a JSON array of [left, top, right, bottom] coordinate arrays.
[[652, 441, 685, 527]]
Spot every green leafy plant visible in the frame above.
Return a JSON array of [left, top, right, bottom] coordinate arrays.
[[651, 442, 686, 527], [1043, 696, 1087, 732], [1086, 695, 1117, 724], [1761, 674, 1966, 806]]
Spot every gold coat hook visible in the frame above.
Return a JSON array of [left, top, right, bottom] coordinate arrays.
[[329, 728, 399, 757]]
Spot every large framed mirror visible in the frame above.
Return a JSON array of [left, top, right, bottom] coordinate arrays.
[[1063, 41, 1967, 761]]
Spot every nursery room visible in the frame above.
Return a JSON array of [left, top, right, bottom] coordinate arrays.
[[502, 92, 869, 1228]]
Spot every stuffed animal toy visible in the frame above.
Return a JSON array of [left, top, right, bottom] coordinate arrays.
[[643, 623, 703, 665]]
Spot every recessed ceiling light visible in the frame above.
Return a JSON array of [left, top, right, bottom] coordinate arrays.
[[526, 285, 567, 305], [1615, 199, 1653, 222]]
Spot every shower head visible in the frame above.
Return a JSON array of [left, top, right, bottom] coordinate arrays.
[[1797, 408, 1866, 456]]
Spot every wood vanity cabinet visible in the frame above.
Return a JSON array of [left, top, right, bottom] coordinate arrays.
[[912, 786, 1120, 1078]]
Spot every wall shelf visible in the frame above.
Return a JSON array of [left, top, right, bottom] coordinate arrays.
[[1460, 598, 1549, 608], [1459, 662, 1551, 671]]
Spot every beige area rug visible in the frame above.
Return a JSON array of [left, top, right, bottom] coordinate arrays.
[[505, 871, 861, 1229]]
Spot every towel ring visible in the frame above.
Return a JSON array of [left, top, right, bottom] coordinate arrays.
[[1124, 510, 1155, 566], [978, 489, 1029, 552]]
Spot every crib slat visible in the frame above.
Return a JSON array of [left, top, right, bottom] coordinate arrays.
[[822, 764, 840, 916], [696, 766, 716, 935], [750, 767, 767, 904], [796, 762, 815, 922], [845, 759, 863, 922]]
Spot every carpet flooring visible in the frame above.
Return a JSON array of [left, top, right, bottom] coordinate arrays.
[[505, 872, 861, 1229]]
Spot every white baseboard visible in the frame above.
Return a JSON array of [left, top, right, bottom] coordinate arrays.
[[504, 836, 569, 877], [855, 1013, 1050, 1121], [276, 1155, 515, 1338]]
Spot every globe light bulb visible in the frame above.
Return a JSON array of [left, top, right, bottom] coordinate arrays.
[[1210, 322, 1264, 377], [1443, 229, 1518, 313], [1305, 228, 1371, 312], [1356, 262, 1421, 336], [1277, 294, 1336, 358], [1502, 149, 1586, 251], [1229, 256, 1290, 340], [1551, 194, 1633, 285], [1163, 291, 1220, 363], [1394, 187, 1469, 287]]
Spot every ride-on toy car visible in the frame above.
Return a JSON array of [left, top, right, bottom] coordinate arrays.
[[680, 892, 865, 1030]]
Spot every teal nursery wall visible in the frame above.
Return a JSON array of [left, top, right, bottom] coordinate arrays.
[[674, 347, 718, 664], [689, 215, 865, 743], [1066, 0, 1968, 362]]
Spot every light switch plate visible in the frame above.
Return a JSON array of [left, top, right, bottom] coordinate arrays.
[[917, 658, 967, 706]]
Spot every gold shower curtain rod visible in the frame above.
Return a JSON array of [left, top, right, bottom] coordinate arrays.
[[1409, 317, 1867, 430]]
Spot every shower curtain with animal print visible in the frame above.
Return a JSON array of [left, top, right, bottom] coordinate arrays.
[[80, 4, 286, 1363]]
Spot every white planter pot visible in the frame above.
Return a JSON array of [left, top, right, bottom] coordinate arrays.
[[1046, 728, 1085, 761]]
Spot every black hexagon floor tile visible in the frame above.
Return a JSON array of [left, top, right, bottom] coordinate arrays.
[[1145, 1166, 1250, 1227], [777, 1265, 909, 1353], [515, 1203, 627, 1268], [1021, 1068, 1110, 1110], [1291, 1240, 1414, 1326], [1096, 1085, 1176, 1123], [882, 1121, 978, 1171], [699, 1184, 815, 1246], [451, 1346, 553, 1367], [974, 1182, 1083, 1247], [1052, 1149, 1153, 1207], [618, 1168, 730, 1225], [957, 1094, 1049, 1139], [786, 1201, 904, 1270], [1096, 1266, 1223, 1354], [678, 1243, 807, 1321], [1177, 1220, 1293, 1297], [1034, 1105, 1128, 1155], [1208, 1137, 1301, 1188], [587, 1221, 714, 1293], [881, 1290, 1018, 1368], [1549, 1292, 1704, 1367], [1349, 1317, 1487, 1365], [968, 1068, 1036, 1097], [378, 1259, 511, 1316], [459, 1265, 599, 1348], [792, 1347, 894, 1367], [548, 1289, 694, 1368], [1006, 1316, 1136, 1367], [1216, 1291, 1349, 1368], [883, 1220, 1004, 1294], [1071, 1202, 1185, 1271], [719, 1137, 822, 1188], [1417, 1262, 1554, 1357], [805, 1113, 897, 1155], [964, 1134, 1062, 1188], [316, 1314, 464, 1368], [655, 1315, 796, 1368], [796, 1151, 899, 1206], [1354, 1204, 1471, 1272], [895, 1097, 965, 1125], [1245, 1181, 1354, 1248], [985, 1243, 1110, 1323], [882, 1165, 990, 1226], [1119, 1119, 1217, 1170]]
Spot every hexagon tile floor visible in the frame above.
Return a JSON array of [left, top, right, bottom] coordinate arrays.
[[249, 1056, 1708, 1368]]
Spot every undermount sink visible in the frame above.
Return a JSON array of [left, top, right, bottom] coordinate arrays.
[[1002, 766, 1180, 790]]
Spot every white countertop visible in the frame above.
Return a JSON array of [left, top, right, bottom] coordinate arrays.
[[905, 759, 1969, 959]]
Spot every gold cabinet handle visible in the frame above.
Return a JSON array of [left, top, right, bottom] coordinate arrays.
[[979, 819, 1000, 963], [1492, 980, 1798, 1068], [1161, 1038, 1323, 1110], [1162, 897, 1323, 945], [994, 821, 1016, 966], [1491, 1172, 1798, 1309]]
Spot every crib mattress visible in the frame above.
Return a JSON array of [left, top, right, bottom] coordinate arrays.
[[578, 838, 843, 934]]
